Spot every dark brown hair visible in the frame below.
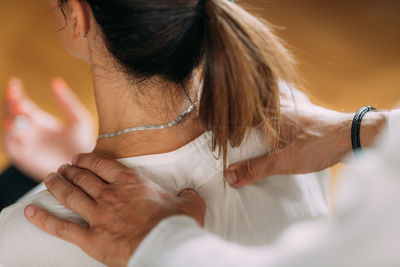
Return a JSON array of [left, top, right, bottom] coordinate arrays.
[[58, 0, 296, 178]]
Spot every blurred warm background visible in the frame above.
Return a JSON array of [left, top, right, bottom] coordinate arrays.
[[0, 0, 399, 173]]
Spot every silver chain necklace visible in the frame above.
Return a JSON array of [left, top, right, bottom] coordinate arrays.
[[97, 102, 199, 140]]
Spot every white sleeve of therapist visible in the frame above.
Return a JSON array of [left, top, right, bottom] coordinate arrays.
[[128, 110, 400, 267]]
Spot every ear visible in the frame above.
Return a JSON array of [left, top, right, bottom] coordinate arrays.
[[68, 0, 91, 40]]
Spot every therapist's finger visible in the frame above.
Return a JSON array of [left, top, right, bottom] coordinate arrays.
[[72, 153, 140, 184], [45, 172, 97, 222], [24, 205, 89, 249], [227, 152, 279, 188], [178, 189, 207, 227], [58, 164, 106, 199]]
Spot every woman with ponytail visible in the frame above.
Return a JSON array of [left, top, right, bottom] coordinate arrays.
[[0, 0, 330, 265]]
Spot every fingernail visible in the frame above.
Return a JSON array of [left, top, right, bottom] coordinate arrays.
[[25, 206, 36, 217], [52, 77, 68, 92], [72, 154, 79, 165], [227, 171, 238, 186], [58, 164, 70, 173], [178, 189, 196, 197], [6, 88, 17, 102], [45, 173, 56, 185], [6, 80, 21, 101]]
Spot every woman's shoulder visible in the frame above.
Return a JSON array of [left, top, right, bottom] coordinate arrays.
[[0, 191, 56, 234], [0, 190, 83, 226], [0, 191, 103, 266]]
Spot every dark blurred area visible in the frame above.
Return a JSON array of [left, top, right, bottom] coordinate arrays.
[[0, 0, 399, 170]]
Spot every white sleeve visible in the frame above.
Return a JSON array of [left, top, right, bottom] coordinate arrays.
[[387, 109, 400, 140], [128, 216, 281, 267]]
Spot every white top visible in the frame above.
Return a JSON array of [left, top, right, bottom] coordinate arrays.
[[128, 110, 400, 267], [0, 129, 330, 266]]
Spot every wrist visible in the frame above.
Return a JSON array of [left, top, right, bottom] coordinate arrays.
[[336, 110, 388, 163], [359, 111, 388, 147]]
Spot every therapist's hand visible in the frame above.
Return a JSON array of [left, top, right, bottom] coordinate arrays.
[[24, 153, 206, 267], [227, 88, 388, 188]]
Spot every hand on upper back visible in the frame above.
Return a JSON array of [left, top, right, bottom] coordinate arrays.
[[24, 153, 206, 267], [227, 87, 357, 188], [3, 77, 95, 181]]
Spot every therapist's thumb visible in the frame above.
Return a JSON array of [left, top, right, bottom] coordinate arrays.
[[227, 153, 275, 188], [178, 189, 207, 227]]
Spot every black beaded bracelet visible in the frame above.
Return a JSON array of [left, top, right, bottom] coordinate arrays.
[[351, 106, 377, 152]]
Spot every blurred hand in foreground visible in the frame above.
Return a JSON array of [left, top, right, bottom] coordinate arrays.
[[3, 77, 95, 181], [227, 87, 388, 188], [24, 153, 206, 267]]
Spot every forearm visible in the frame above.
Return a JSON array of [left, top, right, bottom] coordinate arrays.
[[228, 106, 392, 182]]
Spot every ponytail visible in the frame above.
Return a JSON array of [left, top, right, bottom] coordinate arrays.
[[199, 0, 297, 177], [58, 0, 296, 181]]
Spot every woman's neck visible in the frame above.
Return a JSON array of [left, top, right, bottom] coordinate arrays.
[[91, 62, 204, 159]]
